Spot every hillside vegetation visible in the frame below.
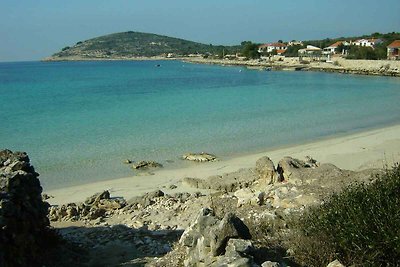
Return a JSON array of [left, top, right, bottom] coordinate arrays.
[[50, 31, 239, 59]]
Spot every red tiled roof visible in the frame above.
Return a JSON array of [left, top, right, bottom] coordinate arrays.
[[269, 43, 286, 47], [276, 49, 286, 54], [388, 40, 400, 48], [327, 41, 342, 48]]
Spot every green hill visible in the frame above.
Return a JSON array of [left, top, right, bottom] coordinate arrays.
[[48, 31, 239, 60]]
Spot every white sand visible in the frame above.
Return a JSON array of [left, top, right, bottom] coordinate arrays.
[[46, 124, 400, 205]]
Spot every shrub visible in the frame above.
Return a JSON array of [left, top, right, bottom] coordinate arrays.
[[287, 164, 400, 266]]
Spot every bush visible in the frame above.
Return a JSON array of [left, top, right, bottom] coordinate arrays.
[[287, 164, 400, 266]]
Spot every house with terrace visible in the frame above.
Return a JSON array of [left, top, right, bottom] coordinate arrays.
[[353, 38, 383, 48], [323, 41, 351, 55], [258, 42, 287, 55]]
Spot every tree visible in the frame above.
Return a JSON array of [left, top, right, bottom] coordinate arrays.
[[241, 42, 260, 59], [283, 44, 304, 57]]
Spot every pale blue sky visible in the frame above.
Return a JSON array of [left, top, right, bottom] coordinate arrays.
[[1, 0, 399, 61]]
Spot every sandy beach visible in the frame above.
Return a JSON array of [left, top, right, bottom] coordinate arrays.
[[45, 124, 400, 205]]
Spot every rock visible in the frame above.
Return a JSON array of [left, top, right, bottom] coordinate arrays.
[[123, 159, 132, 164], [50, 190, 127, 222], [84, 190, 110, 205], [256, 156, 280, 184], [210, 255, 255, 267], [262, 261, 281, 267], [179, 209, 252, 266], [276, 156, 308, 181], [182, 152, 217, 162], [183, 168, 258, 192], [234, 188, 265, 207], [326, 259, 345, 267], [305, 155, 320, 168], [131, 160, 163, 170], [0, 149, 51, 267], [128, 190, 165, 208], [224, 238, 254, 256], [210, 213, 252, 256]]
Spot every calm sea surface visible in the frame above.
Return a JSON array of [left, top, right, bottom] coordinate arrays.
[[1, 60, 400, 189]]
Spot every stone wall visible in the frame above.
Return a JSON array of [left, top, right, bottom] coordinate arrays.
[[0, 149, 50, 267]]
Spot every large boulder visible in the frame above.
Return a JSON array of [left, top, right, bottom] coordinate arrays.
[[0, 149, 50, 267], [179, 208, 253, 266], [276, 156, 321, 182], [256, 156, 280, 184], [210, 239, 256, 267], [183, 168, 258, 192]]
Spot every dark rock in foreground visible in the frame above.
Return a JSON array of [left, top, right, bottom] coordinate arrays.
[[0, 149, 50, 267]]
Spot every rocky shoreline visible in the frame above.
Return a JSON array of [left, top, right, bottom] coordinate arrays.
[[182, 57, 400, 77], [2, 149, 387, 266], [46, 154, 383, 266]]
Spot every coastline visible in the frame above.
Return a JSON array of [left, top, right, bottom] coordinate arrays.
[[45, 123, 400, 205], [182, 56, 400, 77], [43, 56, 400, 77]]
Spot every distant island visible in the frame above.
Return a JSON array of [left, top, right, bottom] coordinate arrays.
[[44, 31, 240, 60]]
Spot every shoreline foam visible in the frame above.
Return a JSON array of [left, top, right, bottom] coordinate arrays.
[[45, 124, 400, 205]]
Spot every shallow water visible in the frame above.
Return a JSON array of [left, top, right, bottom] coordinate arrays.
[[1, 60, 400, 189]]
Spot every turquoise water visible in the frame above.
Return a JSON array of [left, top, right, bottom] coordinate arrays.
[[1, 60, 400, 189]]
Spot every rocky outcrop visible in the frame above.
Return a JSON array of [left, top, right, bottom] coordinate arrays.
[[276, 156, 319, 182], [182, 152, 217, 162], [256, 156, 280, 184], [49, 190, 126, 222], [0, 149, 50, 267], [183, 168, 258, 192], [179, 208, 254, 266]]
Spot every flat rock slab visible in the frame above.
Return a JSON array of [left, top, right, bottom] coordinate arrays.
[[131, 160, 163, 170], [182, 152, 217, 162]]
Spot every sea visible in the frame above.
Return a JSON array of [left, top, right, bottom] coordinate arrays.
[[1, 60, 400, 190]]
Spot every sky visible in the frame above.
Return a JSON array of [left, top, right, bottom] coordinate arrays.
[[1, 0, 399, 62]]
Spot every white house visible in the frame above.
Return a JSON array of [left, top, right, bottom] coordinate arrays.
[[298, 45, 322, 54], [323, 41, 351, 55], [258, 43, 287, 54], [353, 38, 383, 48], [299, 45, 322, 60]]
